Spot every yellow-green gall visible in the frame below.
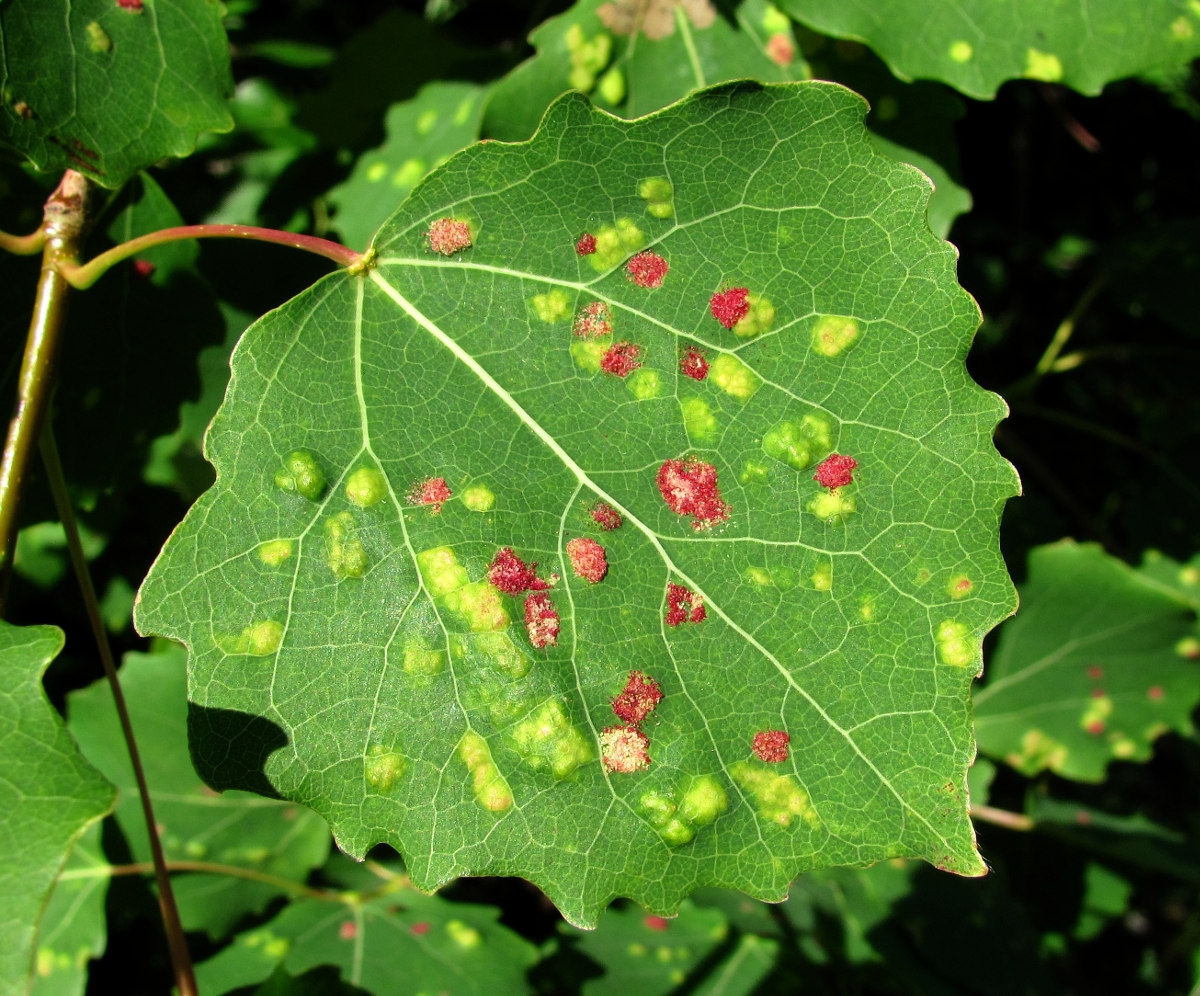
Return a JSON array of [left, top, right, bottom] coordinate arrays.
[[708, 354, 760, 400], [811, 315, 860, 357], [761, 4, 790, 33], [565, 25, 612, 92], [471, 632, 531, 677], [681, 397, 717, 442], [597, 66, 626, 105], [417, 547, 469, 598], [730, 761, 820, 829], [948, 40, 974, 63], [627, 368, 663, 400], [679, 775, 728, 825], [532, 289, 571, 323], [588, 218, 646, 270], [763, 415, 832, 470], [571, 340, 608, 372], [366, 162, 388, 183], [807, 490, 856, 524], [1024, 48, 1063, 82], [458, 731, 513, 812], [230, 620, 284, 657], [403, 640, 445, 676], [325, 512, 368, 578], [639, 176, 674, 219], [461, 484, 495, 511], [811, 561, 833, 591], [257, 539, 294, 566], [1080, 694, 1113, 732], [444, 581, 509, 632], [744, 566, 798, 589], [416, 109, 438, 135], [392, 158, 426, 188], [346, 467, 387, 508], [365, 744, 406, 791], [948, 575, 973, 599], [511, 698, 592, 778], [936, 619, 974, 667], [275, 449, 326, 500], [86, 21, 112, 53], [732, 295, 775, 338], [1175, 636, 1200, 659], [446, 920, 483, 949]]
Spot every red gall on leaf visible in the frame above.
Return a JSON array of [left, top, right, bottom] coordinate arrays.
[[488, 547, 551, 594], [426, 217, 472, 256], [118, 0, 144, 10], [644, 915, 670, 931], [680, 347, 708, 381], [813, 453, 858, 489], [524, 593, 560, 649], [626, 250, 668, 288], [1086, 665, 1103, 680], [1085, 720, 1105, 735], [709, 287, 750, 329], [657, 457, 729, 530], [612, 670, 663, 725], [133, 259, 155, 277], [601, 340, 642, 377], [408, 476, 452, 512], [752, 730, 790, 763], [575, 233, 597, 255], [590, 502, 622, 531], [665, 583, 705, 626], [566, 537, 607, 583], [765, 32, 795, 65], [339, 921, 357, 940], [573, 300, 612, 338], [1148, 686, 1164, 700], [410, 922, 430, 935], [600, 725, 651, 773]]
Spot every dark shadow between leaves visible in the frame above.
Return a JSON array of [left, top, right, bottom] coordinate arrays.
[[187, 701, 289, 799]]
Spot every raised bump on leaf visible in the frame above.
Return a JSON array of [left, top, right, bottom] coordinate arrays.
[[532, 289, 571, 323], [732, 295, 775, 338], [464, 631, 531, 678], [639, 176, 674, 219], [949, 40, 974, 63], [626, 368, 663, 400], [346, 467, 387, 508], [936, 620, 974, 667], [86, 22, 112, 53], [1177, 636, 1200, 659], [588, 218, 645, 270], [403, 639, 446, 677], [325, 512, 368, 578], [1024, 48, 1064, 82], [511, 698, 592, 777], [417, 546, 469, 598], [681, 396, 717, 442], [257, 539, 293, 566], [739, 459, 769, 485], [365, 744, 406, 791], [566, 538, 607, 583], [224, 620, 283, 657], [729, 762, 819, 829], [626, 251, 669, 288], [638, 774, 728, 845], [807, 490, 856, 524], [445, 582, 510, 632], [274, 449, 326, 500], [810, 315, 859, 357], [461, 484, 495, 511], [571, 340, 608, 372], [762, 416, 832, 471], [948, 575, 973, 599], [446, 920, 483, 949], [708, 354, 759, 400], [811, 561, 832, 590], [1080, 695, 1113, 735], [744, 566, 797, 589], [457, 732, 512, 812]]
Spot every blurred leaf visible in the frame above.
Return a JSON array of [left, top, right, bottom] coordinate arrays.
[[779, 0, 1200, 99], [0, 0, 233, 188], [1072, 863, 1132, 941], [0, 622, 115, 996], [66, 643, 332, 937], [692, 933, 779, 995], [13, 520, 106, 589], [974, 541, 1199, 782], [328, 81, 488, 252], [242, 40, 337, 69]]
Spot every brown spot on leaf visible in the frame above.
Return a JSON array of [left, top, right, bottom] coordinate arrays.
[[598, 0, 715, 40]]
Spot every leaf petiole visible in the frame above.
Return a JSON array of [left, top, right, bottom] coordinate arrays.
[[0, 225, 46, 255]]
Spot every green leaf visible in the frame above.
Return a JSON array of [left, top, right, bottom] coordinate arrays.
[[28, 823, 108, 996], [0, 622, 115, 996], [194, 887, 538, 996], [135, 81, 1016, 927], [482, 0, 806, 141], [328, 81, 489, 253], [66, 643, 331, 937], [779, 0, 1200, 98], [974, 541, 1200, 782], [0, 0, 233, 189]]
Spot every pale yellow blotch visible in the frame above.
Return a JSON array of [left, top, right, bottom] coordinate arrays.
[[627, 368, 663, 400], [1175, 636, 1200, 659], [227, 620, 284, 657], [811, 315, 860, 357], [565, 24, 613, 91], [740, 459, 769, 485], [454, 95, 476, 125], [325, 512, 368, 578], [365, 744, 406, 791], [461, 483, 495, 511], [763, 414, 831, 470], [1173, 16, 1195, 39], [532, 289, 571, 322], [811, 561, 833, 591], [184, 840, 207, 858], [446, 920, 483, 948], [858, 596, 876, 622], [639, 790, 694, 846], [936, 620, 974, 667], [679, 774, 728, 825], [458, 731, 513, 812], [1080, 695, 1113, 731], [588, 218, 645, 270], [1110, 736, 1137, 759], [346, 467, 387, 508], [807, 489, 856, 524], [639, 176, 674, 219], [443, 580, 509, 632], [597, 66, 626, 105], [730, 762, 820, 829], [257, 539, 293, 566], [417, 547, 469, 598], [681, 396, 717, 441], [1010, 729, 1068, 773], [1024, 48, 1063, 82], [708, 354, 760, 400], [403, 640, 445, 676], [745, 566, 797, 589], [416, 108, 439, 135], [365, 162, 388, 183], [732, 295, 775, 338], [629, 942, 647, 957], [392, 158, 426, 188], [511, 698, 592, 777], [470, 631, 530, 677], [1179, 565, 1200, 586], [761, 4, 790, 33], [948, 40, 973, 63], [86, 21, 112, 53], [571, 339, 608, 373]]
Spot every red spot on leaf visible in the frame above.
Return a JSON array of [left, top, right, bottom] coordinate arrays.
[[1090, 687, 1106, 698], [666, 583, 705, 626], [576, 233, 597, 255], [612, 670, 663, 725], [133, 259, 155, 278], [644, 915, 670, 931], [488, 547, 551, 594], [573, 300, 612, 338], [566, 537, 607, 583], [680, 347, 709, 381], [657, 457, 729, 530], [752, 730, 790, 763], [954, 577, 972, 593], [118, 0, 144, 9], [765, 32, 794, 65], [1148, 685, 1164, 700], [410, 921, 430, 935], [1086, 665, 1103, 680], [1075, 810, 1092, 825], [339, 921, 357, 940], [709, 287, 750, 329], [427, 217, 471, 256], [813, 453, 858, 489], [524, 593, 560, 648], [409, 477, 451, 512], [590, 502, 622, 531], [601, 341, 642, 377], [600, 725, 651, 772], [1085, 720, 1105, 735], [626, 251, 668, 288]]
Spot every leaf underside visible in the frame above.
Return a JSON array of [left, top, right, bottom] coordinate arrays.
[[135, 81, 1017, 927]]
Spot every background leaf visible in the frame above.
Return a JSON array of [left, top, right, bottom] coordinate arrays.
[[0, 0, 233, 188], [136, 80, 1016, 927], [0, 622, 115, 996]]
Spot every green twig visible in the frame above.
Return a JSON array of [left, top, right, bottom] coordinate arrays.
[[62, 223, 368, 289], [1009, 272, 1107, 399], [0, 224, 46, 255], [78, 859, 337, 902], [40, 426, 198, 996], [970, 803, 1035, 833]]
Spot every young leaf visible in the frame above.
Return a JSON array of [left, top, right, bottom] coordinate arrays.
[[779, 0, 1200, 99], [974, 541, 1200, 782], [0, 0, 233, 188], [0, 622, 115, 995], [135, 81, 1016, 927]]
